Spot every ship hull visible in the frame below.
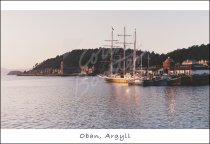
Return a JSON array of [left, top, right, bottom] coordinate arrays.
[[181, 75, 209, 86], [105, 77, 128, 83], [128, 79, 143, 85], [143, 80, 154, 86], [167, 77, 181, 86], [191, 74, 209, 85], [154, 79, 167, 86]]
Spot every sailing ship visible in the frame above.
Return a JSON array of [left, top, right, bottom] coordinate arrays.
[[104, 27, 132, 83], [128, 29, 143, 85]]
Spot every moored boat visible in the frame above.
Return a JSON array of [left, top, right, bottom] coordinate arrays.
[[167, 77, 181, 86], [127, 29, 144, 86], [143, 79, 154, 86], [103, 27, 134, 84], [181, 75, 192, 85], [105, 76, 128, 83], [105, 73, 132, 83], [154, 77, 167, 86], [191, 74, 209, 85], [181, 74, 209, 86], [128, 77, 143, 85]]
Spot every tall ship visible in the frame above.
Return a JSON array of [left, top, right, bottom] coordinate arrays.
[[104, 27, 132, 83], [128, 29, 144, 85]]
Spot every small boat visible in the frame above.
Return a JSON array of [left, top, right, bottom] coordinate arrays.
[[154, 76, 167, 86], [143, 79, 154, 86], [97, 74, 104, 78], [167, 77, 181, 86], [128, 77, 143, 85]]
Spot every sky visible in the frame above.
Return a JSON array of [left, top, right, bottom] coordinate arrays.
[[1, 10, 209, 69]]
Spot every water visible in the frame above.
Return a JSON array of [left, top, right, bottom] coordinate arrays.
[[1, 76, 209, 129]]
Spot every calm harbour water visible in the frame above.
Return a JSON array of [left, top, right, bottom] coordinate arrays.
[[1, 75, 209, 129]]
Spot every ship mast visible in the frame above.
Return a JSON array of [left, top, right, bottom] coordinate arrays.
[[140, 52, 145, 77], [118, 27, 132, 77], [133, 29, 136, 79], [147, 54, 150, 77], [111, 28, 113, 76], [141, 54, 143, 76], [104, 27, 117, 76]]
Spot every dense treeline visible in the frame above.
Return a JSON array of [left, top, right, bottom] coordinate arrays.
[[167, 44, 209, 63], [32, 44, 209, 74], [33, 55, 63, 70]]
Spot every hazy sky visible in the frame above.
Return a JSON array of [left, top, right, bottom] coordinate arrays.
[[1, 10, 209, 69]]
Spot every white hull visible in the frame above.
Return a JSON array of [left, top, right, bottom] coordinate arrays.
[[128, 78, 143, 85]]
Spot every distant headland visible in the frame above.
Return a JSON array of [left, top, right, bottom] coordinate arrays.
[[7, 71, 23, 75]]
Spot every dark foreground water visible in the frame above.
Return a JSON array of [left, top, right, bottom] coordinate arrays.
[[1, 76, 209, 129]]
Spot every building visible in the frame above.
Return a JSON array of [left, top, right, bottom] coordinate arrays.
[[182, 59, 196, 65], [174, 64, 209, 75], [163, 57, 175, 74], [182, 59, 209, 66], [196, 59, 209, 66], [80, 66, 95, 75], [147, 66, 164, 76]]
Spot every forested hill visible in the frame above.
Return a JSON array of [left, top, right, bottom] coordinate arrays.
[[166, 44, 209, 63], [31, 44, 209, 73]]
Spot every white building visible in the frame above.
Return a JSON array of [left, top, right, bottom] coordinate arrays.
[[174, 64, 209, 75]]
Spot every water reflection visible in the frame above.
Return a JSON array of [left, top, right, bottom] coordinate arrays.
[[165, 87, 176, 114], [110, 84, 141, 106]]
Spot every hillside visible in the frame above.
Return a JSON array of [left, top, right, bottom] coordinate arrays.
[[166, 44, 209, 63], [29, 44, 209, 74]]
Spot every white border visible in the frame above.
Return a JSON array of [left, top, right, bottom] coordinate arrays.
[[1, 129, 209, 143], [1, 1, 209, 143], [1, 1, 209, 10]]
